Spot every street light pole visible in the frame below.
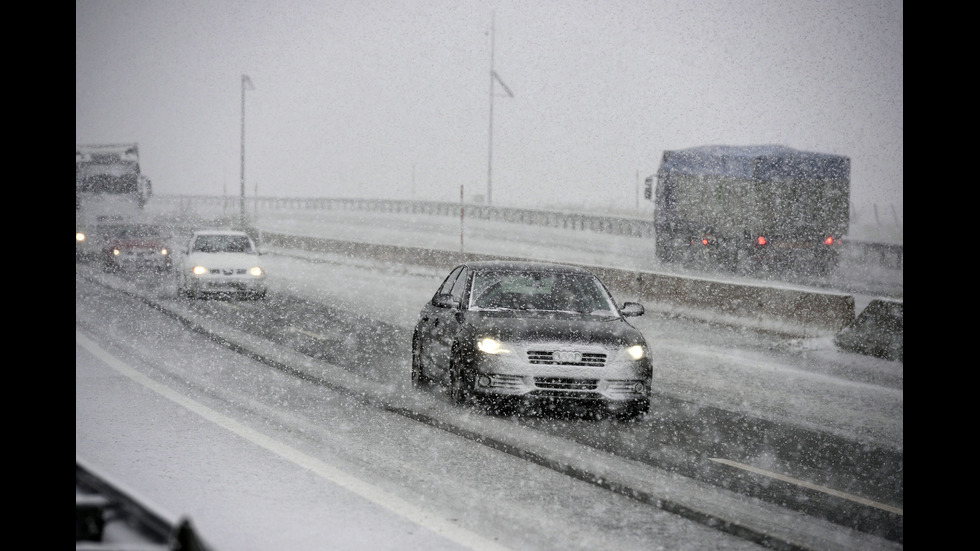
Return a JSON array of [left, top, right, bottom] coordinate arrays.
[[487, 13, 513, 207], [240, 74, 254, 227], [487, 14, 495, 206]]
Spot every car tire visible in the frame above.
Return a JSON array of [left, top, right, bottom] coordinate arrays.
[[411, 332, 430, 388], [615, 400, 650, 422], [449, 349, 470, 406]]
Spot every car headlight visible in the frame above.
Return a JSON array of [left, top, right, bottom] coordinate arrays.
[[191, 265, 209, 275], [626, 345, 646, 360], [76, 232, 86, 243], [112, 249, 121, 256], [161, 248, 169, 256], [477, 337, 509, 354], [249, 266, 264, 277]]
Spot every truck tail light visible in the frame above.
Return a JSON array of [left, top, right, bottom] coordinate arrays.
[[755, 236, 768, 246], [822, 236, 841, 246]]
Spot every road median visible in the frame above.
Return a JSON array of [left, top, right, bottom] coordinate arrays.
[[261, 231, 855, 337]]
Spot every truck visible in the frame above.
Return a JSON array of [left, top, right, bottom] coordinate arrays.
[[76, 143, 153, 258], [646, 145, 850, 276]]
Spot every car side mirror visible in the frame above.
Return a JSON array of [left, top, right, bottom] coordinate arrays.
[[621, 301, 644, 317], [432, 293, 458, 309]]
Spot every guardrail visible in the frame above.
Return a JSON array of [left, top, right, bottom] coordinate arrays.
[[154, 195, 902, 269]]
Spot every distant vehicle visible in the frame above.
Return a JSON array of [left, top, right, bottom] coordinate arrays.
[[646, 145, 850, 276], [76, 143, 153, 259], [412, 261, 652, 420], [176, 230, 267, 299], [100, 223, 173, 273]]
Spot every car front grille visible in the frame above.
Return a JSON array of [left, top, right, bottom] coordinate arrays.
[[526, 350, 607, 367], [534, 377, 599, 391], [210, 268, 248, 275], [531, 377, 601, 398]]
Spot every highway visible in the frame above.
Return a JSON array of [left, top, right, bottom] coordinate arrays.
[[76, 202, 903, 550]]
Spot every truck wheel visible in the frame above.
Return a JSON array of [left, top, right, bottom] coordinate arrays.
[[724, 248, 739, 274], [655, 239, 674, 263], [734, 247, 757, 276]]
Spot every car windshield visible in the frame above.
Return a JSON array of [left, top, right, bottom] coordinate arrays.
[[469, 270, 617, 315], [193, 234, 253, 253], [103, 224, 164, 240]]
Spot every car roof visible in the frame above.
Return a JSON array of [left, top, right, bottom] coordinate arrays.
[[101, 223, 157, 230], [462, 260, 594, 275], [103, 223, 166, 235]]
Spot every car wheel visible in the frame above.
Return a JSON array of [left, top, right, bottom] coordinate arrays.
[[616, 400, 650, 422], [411, 332, 429, 388], [177, 283, 193, 299], [449, 349, 470, 406]]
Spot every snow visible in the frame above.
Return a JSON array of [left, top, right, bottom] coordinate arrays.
[[76, 204, 902, 550]]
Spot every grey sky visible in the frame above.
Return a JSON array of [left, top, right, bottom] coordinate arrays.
[[76, 0, 902, 213]]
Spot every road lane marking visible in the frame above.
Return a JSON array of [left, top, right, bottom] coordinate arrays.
[[708, 457, 903, 516], [76, 330, 513, 551]]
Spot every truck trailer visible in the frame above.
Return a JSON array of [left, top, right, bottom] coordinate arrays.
[[647, 145, 850, 276]]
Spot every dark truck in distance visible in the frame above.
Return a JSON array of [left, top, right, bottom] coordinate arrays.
[[646, 145, 850, 276]]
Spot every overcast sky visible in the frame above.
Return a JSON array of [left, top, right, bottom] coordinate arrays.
[[76, 0, 902, 213]]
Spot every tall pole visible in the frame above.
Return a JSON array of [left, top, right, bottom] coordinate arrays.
[[240, 74, 253, 227], [487, 13, 495, 206], [486, 13, 513, 207]]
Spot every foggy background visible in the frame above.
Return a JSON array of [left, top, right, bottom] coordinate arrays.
[[75, 0, 902, 215]]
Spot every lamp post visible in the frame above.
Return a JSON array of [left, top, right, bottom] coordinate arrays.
[[487, 13, 513, 206], [240, 74, 254, 227]]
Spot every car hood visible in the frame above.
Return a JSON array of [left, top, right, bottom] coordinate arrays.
[[184, 251, 260, 266], [463, 310, 643, 346]]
